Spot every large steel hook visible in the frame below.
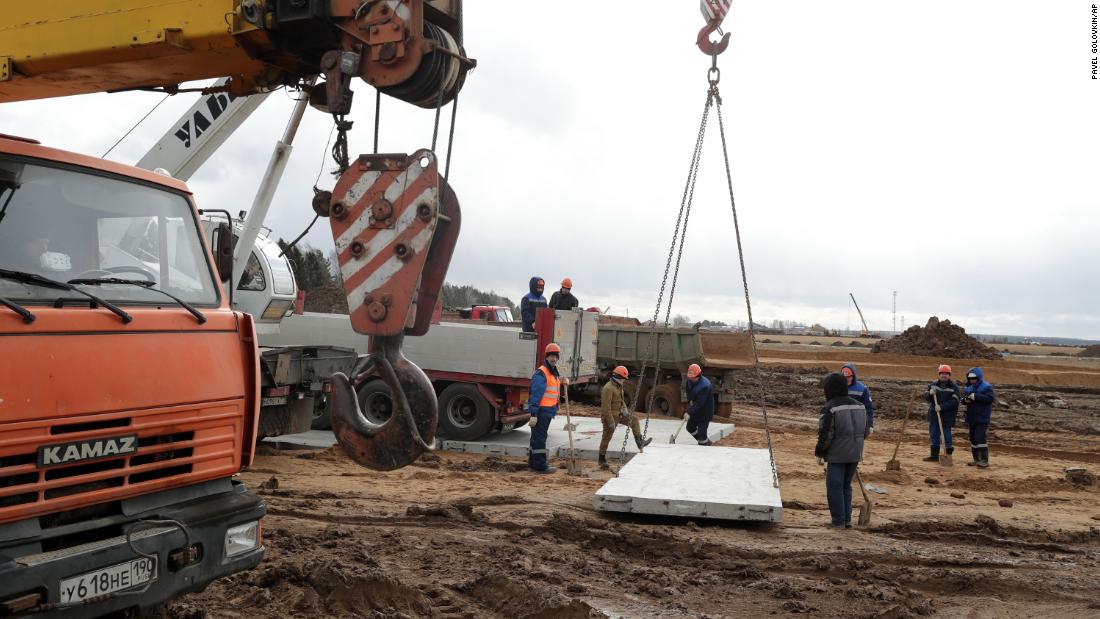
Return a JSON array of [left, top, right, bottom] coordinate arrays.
[[329, 335, 438, 470], [696, 18, 730, 56]]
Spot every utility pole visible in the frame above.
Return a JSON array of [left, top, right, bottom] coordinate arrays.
[[892, 290, 897, 334]]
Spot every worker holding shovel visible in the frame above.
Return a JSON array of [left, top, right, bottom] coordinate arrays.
[[815, 372, 872, 529], [922, 364, 960, 462]]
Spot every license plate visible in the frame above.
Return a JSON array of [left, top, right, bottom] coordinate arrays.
[[59, 557, 156, 604]]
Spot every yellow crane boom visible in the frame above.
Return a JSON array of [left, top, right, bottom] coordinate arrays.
[[0, 0, 471, 110]]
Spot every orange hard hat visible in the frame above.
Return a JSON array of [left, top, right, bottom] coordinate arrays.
[[545, 343, 562, 355], [561, 278, 572, 289], [687, 363, 702, 379], [938, 364, 952, 374], [612, 365, 629, 379], [841, 366, 854, 377]]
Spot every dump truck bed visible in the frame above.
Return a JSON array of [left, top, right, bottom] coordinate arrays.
[[596, 325, 754, 371]]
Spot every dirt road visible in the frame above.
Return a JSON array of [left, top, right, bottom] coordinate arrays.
[[168, 364, 1100, 619]]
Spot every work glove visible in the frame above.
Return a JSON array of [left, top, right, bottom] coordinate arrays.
[[561, 376, 570, 386], [528, 416, 538, 428], [816, 457, 825, 466], [964, 393, 976, 403], [868, 426, 875, 436], [929, 386, 936, 397]]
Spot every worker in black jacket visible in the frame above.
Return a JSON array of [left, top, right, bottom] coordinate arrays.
[[548, 278, 579, 310], [815, 372, 871, 528]]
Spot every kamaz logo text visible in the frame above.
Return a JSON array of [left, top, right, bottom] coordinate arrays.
[[173, 92, 240, 149], [37, 435, 138, 468]]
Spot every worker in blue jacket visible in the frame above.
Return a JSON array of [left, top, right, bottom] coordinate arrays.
[[684, 364, 715, 445], [922, 364, 960, 461], [841, 363, 874, 433], [962, 367, 996, 468], [520, 276, 547, 332], [526, 343, 562, 473]]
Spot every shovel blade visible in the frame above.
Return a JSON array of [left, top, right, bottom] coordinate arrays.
[[885, 460, 901, 471], [858, 501, 872, 526], [939, 454, 953, 467]]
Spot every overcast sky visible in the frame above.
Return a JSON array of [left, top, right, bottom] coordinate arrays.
[[3, 2, 1098, 338]]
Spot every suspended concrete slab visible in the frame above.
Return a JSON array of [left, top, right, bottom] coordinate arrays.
[[266, 417, 734, 462], [594, 445, 783, 523], [439, 416, 734, 461]]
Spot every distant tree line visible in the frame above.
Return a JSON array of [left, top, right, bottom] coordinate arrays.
[[441, 284, 518, 315]]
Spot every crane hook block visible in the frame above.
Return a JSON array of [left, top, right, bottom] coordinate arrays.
[[329, 149, 461, 338], [696, 19, 731, 56]]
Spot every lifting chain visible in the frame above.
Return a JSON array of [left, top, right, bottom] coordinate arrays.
[[617, 52, 780, 490], [618, 84, 716, 467]]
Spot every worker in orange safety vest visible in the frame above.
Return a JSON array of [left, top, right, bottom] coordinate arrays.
[[527, 343, 563, 473]]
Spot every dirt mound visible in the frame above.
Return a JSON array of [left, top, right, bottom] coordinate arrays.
[[599, 314, 641, 326], [872, 317, 1001, 360], [1077, 345, 1100, 358]]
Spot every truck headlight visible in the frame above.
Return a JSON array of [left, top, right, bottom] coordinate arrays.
[[224, 521, 261, 557], [260, 299, 293, 320]]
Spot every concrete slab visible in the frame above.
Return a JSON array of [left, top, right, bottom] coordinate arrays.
[[263, 430, 335, 450], [266, 417, 734, 462], [594, 445, 783, 523], [439, 416, 734, 461]]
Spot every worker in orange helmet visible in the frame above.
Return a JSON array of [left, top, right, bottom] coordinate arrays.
[[922, 364, 960, 462], [685, 364, 715, 445], [548, 277, 579, 311], [526, 343, 563, 473], [597, 365, 652, 470]]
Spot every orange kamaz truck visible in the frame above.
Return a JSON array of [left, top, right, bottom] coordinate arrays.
[[0, 134, 265, 617]]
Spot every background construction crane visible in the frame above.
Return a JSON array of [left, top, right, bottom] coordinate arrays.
[[849, 292, 874, 338]]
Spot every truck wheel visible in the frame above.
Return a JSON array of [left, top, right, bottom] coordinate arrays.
[[648, 384, 685, 418], [622, 379, 650, 413], [438, 383, 494, 441], [356, 379, 395, 425]]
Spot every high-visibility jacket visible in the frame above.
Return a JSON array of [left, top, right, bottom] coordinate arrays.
[[537, 365, 561, 408]]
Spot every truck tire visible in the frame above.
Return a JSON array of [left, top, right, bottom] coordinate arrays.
[[647, 383, 685, 418], [438, 383, 494, 441], [622, 379, 650, 413], [356, 379, 395, 424]]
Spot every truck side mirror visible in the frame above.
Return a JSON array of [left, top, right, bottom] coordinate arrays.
[[214, 222, 234, 283]]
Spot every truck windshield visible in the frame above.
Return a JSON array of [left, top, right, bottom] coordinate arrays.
[[0, 157, 218, 305]]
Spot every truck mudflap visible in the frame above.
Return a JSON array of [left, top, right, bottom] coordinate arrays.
[[0, 480, 265, 618]]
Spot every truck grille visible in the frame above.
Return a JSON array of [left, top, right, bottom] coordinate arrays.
[[0, 402, 244, 523]]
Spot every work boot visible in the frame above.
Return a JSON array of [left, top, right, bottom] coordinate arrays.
[[977, 447, 989, 468], [946, 446, 954, 455], [923, 446, 939, 462], [966, 448, 979, 466], [533, 467, 557, 475], [598, 453, 609, 470], [635, 436, 653, 451]]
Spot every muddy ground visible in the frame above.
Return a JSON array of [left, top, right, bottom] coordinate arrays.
[[169, 364, 1100, 619]]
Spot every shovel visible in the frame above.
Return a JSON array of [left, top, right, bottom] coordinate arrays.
[[562, 380, 582, 476], [855, 468, 873, 526], [932, 390, 952, 467], [670, 413, 689, 444], [886, 389, 921, 471]]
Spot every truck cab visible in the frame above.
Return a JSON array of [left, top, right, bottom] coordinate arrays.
[[0, 135, 264, 617]]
